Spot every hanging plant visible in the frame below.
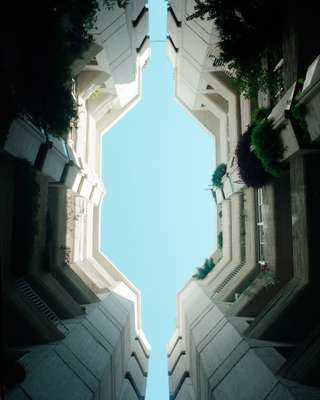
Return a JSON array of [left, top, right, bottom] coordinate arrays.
[[211, 163, 227, 188], [251, 118, 284, 177]]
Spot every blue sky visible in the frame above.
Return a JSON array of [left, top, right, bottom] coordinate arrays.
[[101, 1, 216, 398]]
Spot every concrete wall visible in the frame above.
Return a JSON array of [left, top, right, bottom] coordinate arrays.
[[7, 293, 149, 400], [3, 0, 150, 194], [167, 0, 245, 165], [3, 2, 151, 398], [168, 280, 317, 400]]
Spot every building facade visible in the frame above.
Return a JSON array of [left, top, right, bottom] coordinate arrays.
[[2, 2, 151, 399], [167, 1, 320, 399], [167, 280, 320, 400]]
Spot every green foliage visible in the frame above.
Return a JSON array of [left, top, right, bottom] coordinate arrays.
[[90, 89, 102, 99], [230, 58, 282, 101], [1, 0, 127, 137], [236, 108, 272, 187], [211, 163, 227, 188], [236, 131, 270, 188], [193, 258, 215, 280], [294, 77, 305, 101], [218, 232, 223, 249], [12, 160, 40, 276], [288, 78, 310, 145], [251, 118, 284, 177], [290, 105, 310, 145], [187, 1, 265, 66], [187, 0, 285, 100], [260, 267, 277, 287], [237, 106, 285, 181]]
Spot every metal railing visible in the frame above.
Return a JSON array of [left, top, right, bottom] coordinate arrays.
[[213, 192, 247, 297], [207, 49, 234, 78]]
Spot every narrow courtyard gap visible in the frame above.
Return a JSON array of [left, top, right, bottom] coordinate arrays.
[[101, 2, 215, 398]]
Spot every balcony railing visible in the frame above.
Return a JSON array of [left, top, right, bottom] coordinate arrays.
[[207, 49, 234, 78], [212, 191, 254, 299]]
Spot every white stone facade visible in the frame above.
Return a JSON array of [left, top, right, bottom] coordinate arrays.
[[166, 0, 250, 167], [167, 280, 318, 400], [166, 0, 261, 316], [167, 3, 320, 398], [3, 0, 150, 207], [7, 293, 149, 400]]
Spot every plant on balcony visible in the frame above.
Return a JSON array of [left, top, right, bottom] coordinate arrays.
[[260, 265, 277, 288], [289, 105, 311, 145], [211, 163, 227, 188], [236, 108, 277, 187], [236, 130, 270, 188], [193, 258, 216, 280], [187, 0, 285, 100], [281, 78, 311, 145], [89, 88, 102, 99], [1, 0, 127, 139], [251, 118, 284, 177], [230, 59, 278, 101]]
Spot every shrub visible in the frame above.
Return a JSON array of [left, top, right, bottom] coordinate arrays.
[[236, 108, 279, 187], [290, 105, 310, 145], [251, 118, 284, 177], [188, 1, 285, 60], [211, 163, 227, 188], [1, 0, 127, 137], [260, 267, 277, 287], [187, 0, 286, 100], [230, 58, 276, 100], [236, 130, 270, 188], [193, 258, 215, 280]]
